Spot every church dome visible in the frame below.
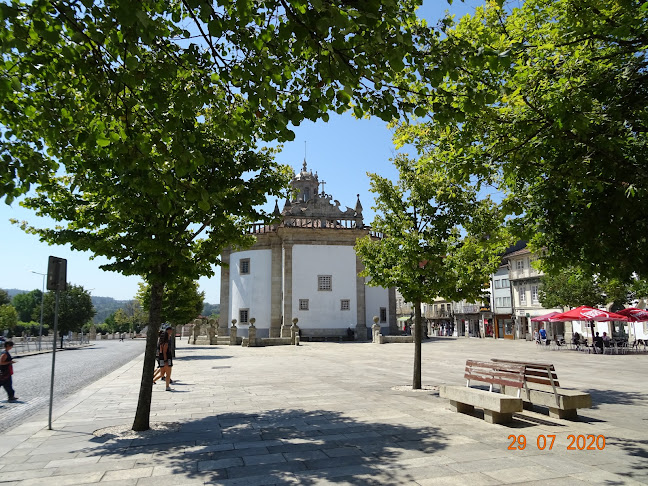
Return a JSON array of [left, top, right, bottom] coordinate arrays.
[[293, 160, 318, 182]]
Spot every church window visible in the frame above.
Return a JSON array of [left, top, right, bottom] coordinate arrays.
[[340, 299, 350, 311], [239, 309, 249, 324], [299, 299, 309, 311], [240, 258, 250, 275], [318, 275, 332, 291], [380, 307, 387, 323]]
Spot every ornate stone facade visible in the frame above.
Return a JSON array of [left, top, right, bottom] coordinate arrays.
[[217, 161, 396, 342]]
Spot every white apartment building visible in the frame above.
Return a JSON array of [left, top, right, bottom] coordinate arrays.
[[506, 247, 562, 339]]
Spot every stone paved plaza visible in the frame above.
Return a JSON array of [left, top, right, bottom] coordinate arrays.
[[0, 338, 646, 485]]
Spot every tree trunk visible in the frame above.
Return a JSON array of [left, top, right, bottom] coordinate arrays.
[[590, 320, 595, 342], [132, 280, 164, 431], [413, 299, 422, 390]]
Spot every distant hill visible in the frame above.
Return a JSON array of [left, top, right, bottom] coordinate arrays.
[[202, 302, 220, 317], [4, 288, 28, 298], [91, 296, 133, 323]]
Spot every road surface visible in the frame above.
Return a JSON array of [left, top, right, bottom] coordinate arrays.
[[0, 339, 146, 433]]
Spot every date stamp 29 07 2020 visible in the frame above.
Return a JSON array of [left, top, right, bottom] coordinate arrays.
[[508, 435, 606, 451]]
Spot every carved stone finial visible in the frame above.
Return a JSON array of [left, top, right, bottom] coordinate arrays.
[[283, 196, 292, 211], [302, 159, 307, 172], [273, 200, 280, 216], [355, 194, 363, 213]]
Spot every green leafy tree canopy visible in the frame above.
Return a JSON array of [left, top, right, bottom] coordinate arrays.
[[0, 304, 19, 333], [42, 284, 96, 337], [356, 154, 511, 388], [0, 0, 426, 200], [12, 289, 43, 322], [395, 0, 648, 281], [137, 279, 204, 327]]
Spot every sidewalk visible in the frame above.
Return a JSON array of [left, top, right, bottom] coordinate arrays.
[[0, 338, 646, 485]]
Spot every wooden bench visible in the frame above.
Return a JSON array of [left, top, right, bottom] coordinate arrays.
[[492, 359, 592, 419], [439, 360, 524, 424]]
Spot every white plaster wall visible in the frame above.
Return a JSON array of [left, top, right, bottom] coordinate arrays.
[[292, 244, 356, 329], [365, 281, 389, 330], [230, 249, 272, 332]]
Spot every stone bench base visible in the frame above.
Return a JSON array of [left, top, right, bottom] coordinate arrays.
[[501, 384, 592, 419], [440, 385, 523, 424], [381, 335, 414, 343], [242, 337, 293, 347]]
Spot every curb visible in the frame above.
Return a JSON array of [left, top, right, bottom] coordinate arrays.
[[13, 343, 95, 358]]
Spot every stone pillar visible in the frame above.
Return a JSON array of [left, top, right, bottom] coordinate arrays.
[[388, 287, 398, 335], [229, 320, 238, 346], [207, 318, 217, 345], [195, 317, 211, 345], [291, 318, 299, 345], [282, 241, 293, 337], [372, 316, 381, 344], [191, 320, 200, 344], [89, 325, 97, 341], [248, 318, 257, 347], [218, 248, 231, 338], [355, 255, 367, 341], [270, 241, 283, 338]]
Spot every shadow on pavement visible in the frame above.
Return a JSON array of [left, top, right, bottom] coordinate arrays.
[[604, 436, 648, 481], [85, 409, 450, 484], [178, 355, 233, 361], [580, 388, 648, 409]]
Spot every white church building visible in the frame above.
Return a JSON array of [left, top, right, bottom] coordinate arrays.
[[218, 161, 397, 340]]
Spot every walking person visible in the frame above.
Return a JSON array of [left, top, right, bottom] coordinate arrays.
[[153, 330, 165, 385], [159, 327, 173, 391], [0, 340, 18, 402]]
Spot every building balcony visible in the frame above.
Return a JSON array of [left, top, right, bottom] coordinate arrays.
[[454, 304, 480, 314], [509, 268, 541, 280]]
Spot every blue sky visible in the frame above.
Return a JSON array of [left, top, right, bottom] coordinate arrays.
[[0, 0, 484, 304]]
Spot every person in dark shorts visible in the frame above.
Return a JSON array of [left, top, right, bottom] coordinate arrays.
[[159, 327, 173, 391], [0, 340, 18, 401]]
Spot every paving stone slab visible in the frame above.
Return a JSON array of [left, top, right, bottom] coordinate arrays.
[[1, 339, 646, 486]]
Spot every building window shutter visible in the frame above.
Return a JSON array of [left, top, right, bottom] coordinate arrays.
[[240, 258, 250, 275], [318, 275, 332, 291]]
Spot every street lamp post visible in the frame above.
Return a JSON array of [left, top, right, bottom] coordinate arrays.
[[31, 270, 46, 351]]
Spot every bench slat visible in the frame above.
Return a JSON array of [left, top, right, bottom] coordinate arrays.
[[463, 360, 525, 389], [464, 373, 525, 388], [525, 375, 561, 387]]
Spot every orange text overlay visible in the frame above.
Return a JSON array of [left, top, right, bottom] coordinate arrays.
[[508, 434, 606, 451]]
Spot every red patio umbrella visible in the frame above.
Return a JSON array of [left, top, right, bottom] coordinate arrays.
[[550, 306, 628, 322], [615, 307, 648, 321], [530, 312, 561, 322], [550, 306, 627, 341], [530, 312, 561, 340], [615, 308, 648, 340]]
